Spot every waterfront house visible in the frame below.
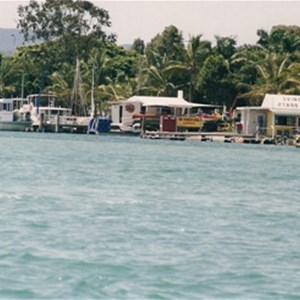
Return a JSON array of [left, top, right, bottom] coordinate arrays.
[[235, 94, 300, 138]]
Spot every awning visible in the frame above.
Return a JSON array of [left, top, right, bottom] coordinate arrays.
[[189, 103, 222, 108], [270, 109, 300, 116], [109, 96, 222, 109], [130, 96, 195, 108], [236, 106, 267, 111]]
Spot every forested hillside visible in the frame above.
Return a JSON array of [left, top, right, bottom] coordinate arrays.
[[0, 28, 24, 55]]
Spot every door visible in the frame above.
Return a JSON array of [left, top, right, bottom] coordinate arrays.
[[119, 105, 123, 123], [257, 114, 266, 134]]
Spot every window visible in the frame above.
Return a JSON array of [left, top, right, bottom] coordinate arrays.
[[275, 115, 295, 126], [161, 106, 171, 115]]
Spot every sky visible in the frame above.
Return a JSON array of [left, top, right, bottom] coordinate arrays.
[[0, 1, 300, 46]]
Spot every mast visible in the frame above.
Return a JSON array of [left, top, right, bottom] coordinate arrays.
[[91, 65, 95, 117], [21, 74, 25, 99], [71, 58, 86, 116]]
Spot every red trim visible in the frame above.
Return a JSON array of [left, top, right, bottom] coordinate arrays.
[[132, 114, 160, 119]]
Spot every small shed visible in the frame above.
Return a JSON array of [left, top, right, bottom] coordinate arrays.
[[236, 94, 300, 138]]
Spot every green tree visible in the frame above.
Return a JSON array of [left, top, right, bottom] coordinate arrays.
[[139, 52, 185, 97], [183, 35, 212, 101], [0, 56, 18, 97], [44, 62, 75, 106], [12, 44, 55, 94], [257, 26, 300, 54], [198, 55, 237, 107], [214, 35, 237, 60], [230, 45, 261, 105], [132, 38, 145, 55], [145, 25, 185, 65], [282, 52, 300, 95], [233, 47, 293, 104], [153, 35, 213, 102], [17, 0, 114, 61]]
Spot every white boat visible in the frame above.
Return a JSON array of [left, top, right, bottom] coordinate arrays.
[[0, 97, 32, 131], [294, 132, 300, 148], [24, 94, 88, 133]]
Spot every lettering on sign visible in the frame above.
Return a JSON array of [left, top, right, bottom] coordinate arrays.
[[177, 117, 201, 128], [277, 96, 300, 109]]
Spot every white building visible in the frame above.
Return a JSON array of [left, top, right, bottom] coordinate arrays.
[[109, 91, 215, 132], [236, 94, 300, 138]]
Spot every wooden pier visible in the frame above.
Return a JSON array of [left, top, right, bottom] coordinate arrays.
[[141, 130, 277, 144]]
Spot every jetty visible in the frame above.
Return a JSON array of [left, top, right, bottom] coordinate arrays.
[[141, 130, 274, 144]]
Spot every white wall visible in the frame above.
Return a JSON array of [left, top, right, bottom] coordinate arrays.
[[240, 110, 266, 135], [111, 102, 141, 127]]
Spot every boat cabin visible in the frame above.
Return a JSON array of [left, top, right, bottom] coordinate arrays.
[[0, 98, 28, 112], [23, 94, 79, 132], [0, 98, 29, 122], [26, 94, 63, 107]]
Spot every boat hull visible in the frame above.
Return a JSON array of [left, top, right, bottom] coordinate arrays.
[[0, 121, 31, 132], [32, 123, 88, 134]]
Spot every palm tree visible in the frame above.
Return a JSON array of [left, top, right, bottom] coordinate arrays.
[[44, 62, 74, 107], [283, 57, 300, 94], [148, 36, 212, 101], [140, 51, 185, 96], [185, 36, 212, 101], [232, 46, 293, 105], [0, 56, 17, 97]]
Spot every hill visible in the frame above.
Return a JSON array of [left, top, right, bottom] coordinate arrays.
[[0, 28, 131, 56], [0, 28, 25, 55]]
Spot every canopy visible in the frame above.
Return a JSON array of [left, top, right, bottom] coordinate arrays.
[[236, 106, 267, 111], [119, 95, 219, 109], [270, 109, 300, 116], [125, 96, 194, 108]]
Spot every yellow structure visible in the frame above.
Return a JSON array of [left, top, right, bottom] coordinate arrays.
[[235, 94, 300, 138], [176, 117, 202, 128]]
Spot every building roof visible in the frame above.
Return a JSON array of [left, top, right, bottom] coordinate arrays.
[[236, 106, 266, 111], [111, 95, 220, 109], [270, 109, 300, 116], [261, 94, 300, 111], [236, 94, 300, 114]]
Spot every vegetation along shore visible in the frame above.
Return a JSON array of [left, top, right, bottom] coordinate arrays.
[[1, 0, 300, 117]]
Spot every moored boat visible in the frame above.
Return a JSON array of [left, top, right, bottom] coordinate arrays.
[[294, 132, 300, 148], [0, 97, 32, 131], [24, 94, 88, 133]]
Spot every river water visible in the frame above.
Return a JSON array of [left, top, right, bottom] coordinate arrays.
[[0, 132, 299, 299]]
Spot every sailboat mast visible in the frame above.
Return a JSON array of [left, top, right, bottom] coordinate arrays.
[[91, 65, 95, 117]]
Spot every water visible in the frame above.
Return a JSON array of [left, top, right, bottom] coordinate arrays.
[[0, 132, 300, 299]]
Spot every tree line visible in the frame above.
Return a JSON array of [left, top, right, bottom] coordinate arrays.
[[1, 0, 300, 114]]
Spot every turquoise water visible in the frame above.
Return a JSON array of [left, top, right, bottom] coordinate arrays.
[[0, 132, 300, 299]]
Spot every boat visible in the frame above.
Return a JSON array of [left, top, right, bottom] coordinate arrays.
[[294, 130, 300, 148], [0, 97, 32, 131], [87, 116, 111, 134], [24, 94, 87, 133], [86, 65, 111, 134]]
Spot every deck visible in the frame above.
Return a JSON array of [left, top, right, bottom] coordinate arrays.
[[141, 131, 276, 144]]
